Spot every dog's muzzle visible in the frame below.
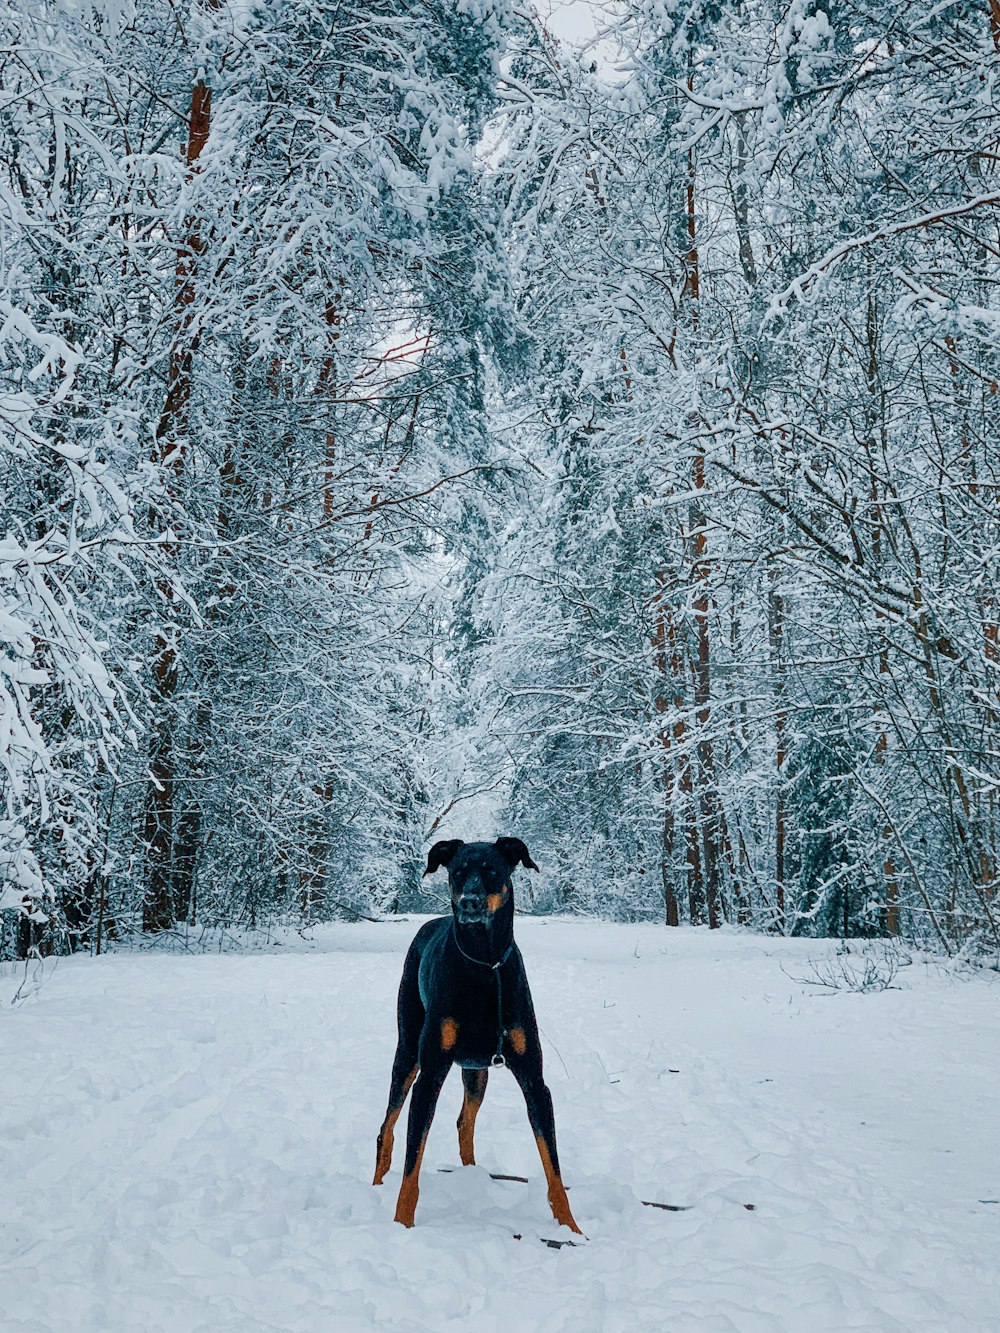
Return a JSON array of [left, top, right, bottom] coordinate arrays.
[[456, 900, 487, 924]]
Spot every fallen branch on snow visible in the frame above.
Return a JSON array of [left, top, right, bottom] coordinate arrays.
[[436, 1167, 755, 1212]]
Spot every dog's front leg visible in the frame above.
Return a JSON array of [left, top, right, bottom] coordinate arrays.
[[394, 1052, 450, 1227]]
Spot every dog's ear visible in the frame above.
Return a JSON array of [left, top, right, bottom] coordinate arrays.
[[494, 837, 540, 873], [423, 839, 464, 877]]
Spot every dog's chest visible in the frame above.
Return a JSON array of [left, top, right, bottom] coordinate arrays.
[[437, 970, 506, 1067]]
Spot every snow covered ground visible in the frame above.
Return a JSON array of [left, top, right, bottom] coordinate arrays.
[[2, 919, 998, 1332]]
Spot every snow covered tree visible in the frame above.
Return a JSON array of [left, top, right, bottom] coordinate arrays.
[[2, 0, 996, 959]]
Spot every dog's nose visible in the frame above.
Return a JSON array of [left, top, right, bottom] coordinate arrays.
[[456, 886, 487, 918]]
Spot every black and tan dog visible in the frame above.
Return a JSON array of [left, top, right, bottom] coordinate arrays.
[[373, 837, 581, 1233]]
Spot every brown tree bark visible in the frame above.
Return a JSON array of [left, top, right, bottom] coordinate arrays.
[[767, 558, 787, 927], [142, 51, 217, 933], [683, 108, 726, 928], [652, 575, 680, 925]]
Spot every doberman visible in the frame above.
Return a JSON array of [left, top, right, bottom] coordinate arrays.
[[373, 837, 581, 1234]]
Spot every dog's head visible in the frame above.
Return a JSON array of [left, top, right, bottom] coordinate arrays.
[[423, 837, 538, 926]]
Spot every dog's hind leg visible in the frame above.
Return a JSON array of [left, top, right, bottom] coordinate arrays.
[[374, 1054, 417, 1185], [510, 1057, 582, 1234], [456, 1068, 488, 1166], [374, 948, 423, 1186]]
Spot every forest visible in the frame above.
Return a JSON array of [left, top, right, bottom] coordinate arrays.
[[2, 0, 999, 960]]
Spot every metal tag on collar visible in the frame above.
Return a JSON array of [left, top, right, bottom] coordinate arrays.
[[491, 1053, 506, 1068]]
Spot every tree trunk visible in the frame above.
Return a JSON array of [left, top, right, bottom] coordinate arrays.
[[301, 781, 333, 919], [684, 112, 725, 928], [142, 59, 216, 933], [172, 697, 212, 925], [767, 561, 787, 928], [653, 583, 688, 927]]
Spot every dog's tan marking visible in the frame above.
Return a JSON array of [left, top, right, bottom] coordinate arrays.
[[508, 1026, 527, 1056], [373, 1066, 417, 1185], [534, 1134, 582, 1234], [441, 1018, 459, 1051], [394, 1136, 428, 1227], [486, 881, 511, 915]]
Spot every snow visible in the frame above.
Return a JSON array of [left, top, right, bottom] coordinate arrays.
[[2, 920, 998, 1331]]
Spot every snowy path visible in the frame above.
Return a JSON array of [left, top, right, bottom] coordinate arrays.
[[2, 921, 998, 1332]]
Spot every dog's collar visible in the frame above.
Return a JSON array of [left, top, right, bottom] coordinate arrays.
[[450, 922, 513, 972]]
